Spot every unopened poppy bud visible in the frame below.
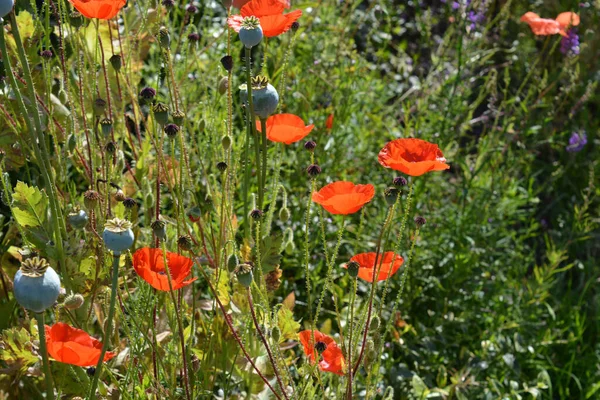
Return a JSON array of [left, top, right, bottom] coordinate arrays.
[[113, 189, 126, 202], [347, 260, 360, 278], [306, 164, 321, 177], [188, 32, 200, 42], [315, 341, 327, 353], [105, 141, 117, 155], [291, 21, 300, 32], [216, 161, 227, 172], [145, 192, 154, 208], [123, 197, 137, 209], [164, 123, 180, 138], [151, 219, 167, 240], [250, 209, 263, 220], [140, 87, 157, 100], [161, 0, 174, 8], [384, 187, 399, 206], [369, 315, 381, 332], [234, 262, 254, 288], [221, 135, 232, 150], [220, 55, 233, 72], [158, 27, 170, 48], [177, 235, 193, 251], [187, 206, 201, 222], [63, 293, 84, 309], [364, 339, 376, 367], [186, 4, 197, 13], [153, 103, 169, 125], [271, 326, 281, 342], [218, 76, 229, 95], [69, 11, 84, 28], [67, 133, 77, 153], [199, 119, 206, 132], [279, 207, 290, 222], [86, 367, 96, 377], [109, 54, 122, 71], [84, 189, 101, 209], [285, 240, 295, 255], [94, 98, 107, 115], [393, 176, 407, 187], [100, 118, 113, 136], [414, 216, 426, 227], [304, 140, 316, 152], [172, 110, 185, 126], [40, 49, 53, 59], [227, 254, 238, 271]]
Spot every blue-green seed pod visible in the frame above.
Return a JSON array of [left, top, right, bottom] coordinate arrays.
[[13, 257, 61, 313], [0, 0, 14, 19], [103, 218, 134, 255], [239, 16, 263, 48], [252, 79, 279, 119], [67, 209, 89, 230]]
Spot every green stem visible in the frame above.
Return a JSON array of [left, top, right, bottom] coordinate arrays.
[[345, 279, 357, 399], [88, 254, 120, 399], [260, 117, 268, 209], [36, 313, 54, 400], [245, 47, 263, 210]]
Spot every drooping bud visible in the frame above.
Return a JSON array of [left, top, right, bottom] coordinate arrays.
[[369, 315, 381, 332], [250, 209, 263, 220], [218, 76, 229, 95], [227, 254, 238, 271], [220, 55, 233, 72], [279, 207, 290, 222], [113, 189, 126, 202], [63, 293, 85, 309], [151, 219, 167, 240], [347, 260, 359, 278], [271, 326, 281, 342], [105, 141, 117, 155]]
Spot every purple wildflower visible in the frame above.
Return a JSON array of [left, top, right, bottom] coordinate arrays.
[[566, 132, 587, 153], [560, 29, 580, 56]]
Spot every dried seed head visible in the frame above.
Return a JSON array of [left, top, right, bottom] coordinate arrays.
[[172, 110, 185, 126], [306, 164, 321, 177], [122, 197, 137, 209], [151, 219, 167, 240], [177, 235, 193, 251], [393, 176, 407, 187], [414, 216, 426, 227], [164, 123, 180, 138], [20, 257, 51, 277], [83, 189, 101, 209], [104, 218, 133, 233], [304, 140, 316, 152], [105, 141, 117, 154], [220, 55, 233, 72]]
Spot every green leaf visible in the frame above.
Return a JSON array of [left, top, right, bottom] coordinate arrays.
[[277, 307, 300, 343], [216, 269, 230, 306], [259, 234, 283, 274], [411, 374, 429, 399], [11, 181, 48, 227]]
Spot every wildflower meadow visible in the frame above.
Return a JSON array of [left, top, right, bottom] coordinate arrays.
[[0, 0, 598, 399]]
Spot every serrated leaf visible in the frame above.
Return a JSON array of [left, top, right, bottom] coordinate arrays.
[[11, 181, 48, 227], [216, 269, 230, 306], [277, 307, 300, 343], [259, 234, 282, 274]]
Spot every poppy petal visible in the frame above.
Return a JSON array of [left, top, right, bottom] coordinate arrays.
[[132, 248, 195, 292], [45, 323, 115, 367], [227, 15, 244, 32], [312, 182, 375, 215], [555, 12, 580, 29], [256, 114, 314, 144], [378, 138, 449, 177], [346, 252, 404, 282], [241, 0, 285, 18]]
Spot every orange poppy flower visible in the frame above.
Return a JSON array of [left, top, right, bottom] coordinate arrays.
[[521, 11, 580, 37], [298, 330, 345, 375], [132, 248, 197, 291], [228, 0, 302, 38], [255, 114, 314, 144], [69, 0, 126, 20], [325, 113, 334, 130], [312, 181, 375, 215], [230, 0, 290, 8], [45, 323, 115, 367], [378, 138, 449, 177], [345, 252, 404, 282]]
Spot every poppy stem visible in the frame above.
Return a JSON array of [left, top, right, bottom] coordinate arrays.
[[245, 47, 264, 210], [260, 117, 268, 209], [345, 278, 358, 399], [36, 313, 54, 400], [247, 288, 290, 400], [161, 243, 192, 400], [88, 253, 120, 399]]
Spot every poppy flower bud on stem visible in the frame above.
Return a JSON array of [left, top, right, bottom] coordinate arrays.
[[172, 110, 186, 126], [347, 260, 360, 278], [63, 293, 85, 310], [304, 140, 316, 152], [234, 262, 254, 288], [151, 219, 167, 240], [250, 209, 263, 220], [84, 189, 101, 209], [109, 54, 122, 71], [393, 176, 407, 187], [177, 235, 193, 251], [158, 27, 170, 48], [161, 0, 174, 8], [384, 187, 399, 206], [221, 135, 232, 150], [140, 87, 157, 101], [220, 55, 233, 72], [217, 161, 228, 172], [414, 216, 426, 227], [94, 98, 107, 115], [164, 123, 180, 138], [153, 103, 169, 126], [306, 164, 321, 177], [122, 197, 137, 209]]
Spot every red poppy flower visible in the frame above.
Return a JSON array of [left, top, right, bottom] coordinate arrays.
[[378, 138, 449, 177], [312, 181, 375, 215], [345, 252, 404, 282], [325, 113, 334, 130], [227, 0, 302, 38], [555, 12, 580, 36], [521, 11, 579, 37], [69, 0, 126, 20], [298, 330, 345, 375], [230, 0, 290, 8], [45, 323, 115, 367], [132, 248, 197, 291], [255, 114, 314, 144]]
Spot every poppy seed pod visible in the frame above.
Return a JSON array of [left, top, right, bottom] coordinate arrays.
[[218, 76, 229, 95], [239, 16, 263, 48], [384, 187, 399, 206], [186, 4, 197, 13], [234, 262, 254, 288], [151, 219, 167, 240], [105, 141, 117, 155], [347, 260, 360, 278], [0, 0, 13, 17], [221, 135, 232, 150], [86, 367, 96, 376], [177, 235, 193, 251], [414, 216, 426, 227], [158, 27, 170, 48], [103, 218, 134, 255], [63, 293, 85, 310], [109, 54, 122, 71], [161, 0, 174, 8], [188, 32, 200, 42], [251, 76, 279, 119], [83, 189, 101, 209], [221, 55, 233, 72], [69, 11, 84, 27], [291, 21, 300, 32], [94, 98, 107, 115], [153, 103, 169, 126], [100, 118, 113, 136], [393, 176, 408, 187], [140, 87, 157, 100], [172, 110, 186, 126], [315, 341, 327, 353], [13, 257, 61, 313], [306, 164, 321, 177], [67, 209, 89, 230], [122, 197, 137, 209], [250, 209, 263, 220], [164, 123, 180, 138]]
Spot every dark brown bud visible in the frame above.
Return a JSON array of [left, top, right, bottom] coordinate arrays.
[[306, 164, 321, 177]]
